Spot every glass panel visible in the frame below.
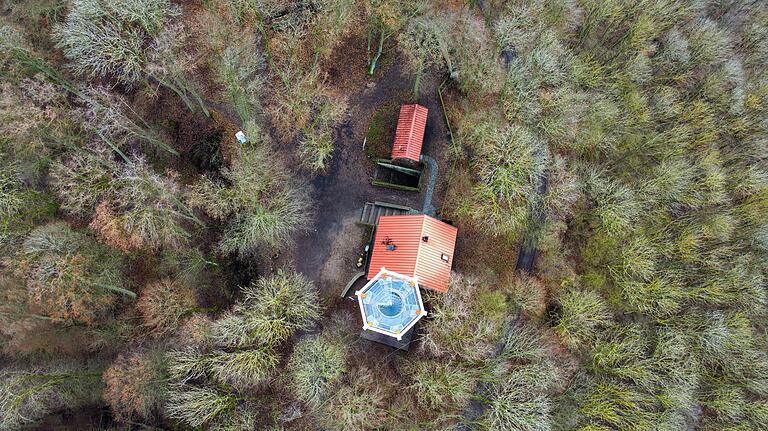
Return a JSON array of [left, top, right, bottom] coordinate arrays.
[[378, 291, 404, 317], [360, 275, 422, 335]]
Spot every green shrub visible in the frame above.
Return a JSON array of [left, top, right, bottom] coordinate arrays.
[[0, 361, 103, 430], [208, 348, 280, 390], [53, 154, 194, 251], [403, 359, 476, 411], [137, 278, 198, 336], [702, 386, 747, 422], [617, 277, 687, 318], [583, 169, 641, 237], [265, 33, 346, 172], [397, 4, 455, 80], [507, 274, 548, 318], [0, 163, 24, 219], [298, 127, 335, 172], [499, 322, 549, 364], [50, 151, 117, 218], [89, 158, 192, 251], [188, 138, 311, 256], [166, 384, 237, 427], [554, 288, 612, 351], [286, 334, 348, 407], [0, 73, 75, 185], [481, 364, 558, 431], [174, 261, 323, 419], [167, 348, 210, 384], [310, 0, 357, 59], [217, 33, 265, 125], [421, 273, 509, 361], [482, 394, 552, 431], [103, 349, 168, 422], [319, 367, 387, 431], [573, 378, 658, 430], [212, 0, 281, 26], [456, 119, 549, 239], [146, 23, 210, 116], [215, 186, 311, 256], [211, 269, 322, 347]]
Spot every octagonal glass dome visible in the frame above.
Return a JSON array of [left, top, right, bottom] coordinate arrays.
[[356, 267, 426, 340]]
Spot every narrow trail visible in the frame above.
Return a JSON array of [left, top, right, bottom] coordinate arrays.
[[419, 154, 439, 217], [460, 171, 550, 428], [515, 172, 550, 272]]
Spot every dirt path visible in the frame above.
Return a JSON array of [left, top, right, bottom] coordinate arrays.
[[293, 65, 450, 295]]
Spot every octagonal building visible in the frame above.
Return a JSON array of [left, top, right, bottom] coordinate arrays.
[[356, 268, 427, 340]]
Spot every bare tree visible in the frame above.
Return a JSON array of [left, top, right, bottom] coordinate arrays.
[[16, 222, 134, 324], [81, 87, 177, 157], [54, 0, 179, 84], [0, 361, 102, 430]]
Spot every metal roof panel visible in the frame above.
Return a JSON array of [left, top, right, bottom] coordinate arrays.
[[391, 104, 428, 163], [367, 214, 457, 292]]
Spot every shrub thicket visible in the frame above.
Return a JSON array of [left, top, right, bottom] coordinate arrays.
[[211, 269, 321, 347], [53, 155, 195, 252], [286, 333, 348, 408], [0, 0, 766, 430], [188, 132, 311, 256], [164, 269, 321, 428]]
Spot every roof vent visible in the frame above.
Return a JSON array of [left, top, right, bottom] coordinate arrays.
[[441, 253, 450, 263], [422, 236, 429, 242]]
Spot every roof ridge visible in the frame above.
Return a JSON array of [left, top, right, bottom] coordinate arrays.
[[407, 105, 416, 153], [414, 214, 426, 279]]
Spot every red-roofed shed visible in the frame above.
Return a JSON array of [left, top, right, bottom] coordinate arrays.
[[367, 214, 457, 293], [391, 104, 428, 163]]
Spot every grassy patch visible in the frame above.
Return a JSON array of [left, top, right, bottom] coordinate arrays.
[[365, 102, 398, 159], [365, 93, 414, 160]]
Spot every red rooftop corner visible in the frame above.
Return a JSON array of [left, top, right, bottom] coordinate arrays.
[[367, 214, 457, 293], [391, 104, 428, 163]]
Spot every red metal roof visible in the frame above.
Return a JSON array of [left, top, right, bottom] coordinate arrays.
[[367, 214, 457, 293], [391, 104, 428, 163]]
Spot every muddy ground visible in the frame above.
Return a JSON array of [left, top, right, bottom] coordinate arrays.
[[290, 58, 453, 300]]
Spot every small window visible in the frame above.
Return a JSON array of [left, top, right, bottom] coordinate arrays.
[[441, 253, 450, 263]]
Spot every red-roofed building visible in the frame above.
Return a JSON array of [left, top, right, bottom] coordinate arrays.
[[391, 104, 428, 164], [367, 214, 457, 293]]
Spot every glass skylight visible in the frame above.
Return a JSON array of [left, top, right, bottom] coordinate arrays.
[[356, 268, 426, 340]]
